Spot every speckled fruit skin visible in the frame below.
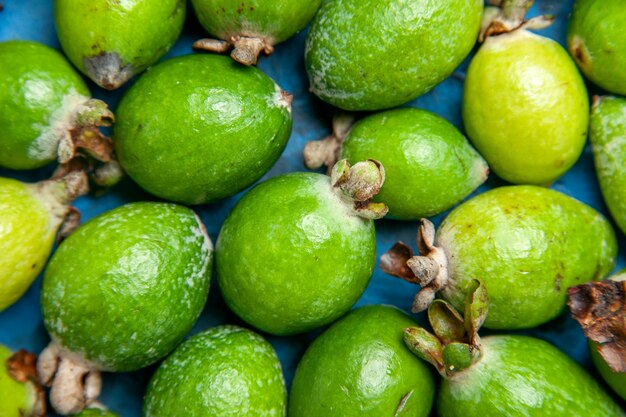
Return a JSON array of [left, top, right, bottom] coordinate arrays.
[[115, 54, 292, 205], [144, 325, 286, 417], [438, 335, 624, 417], [216, 173, 376, 335], [0, 346, 38, 417], [73, 409, 120, 417], [41, 202, 213, 371], [0, 40, 90, 170], [54, 0, 185, 89], [289, 305, 435, 417], [0, 178, 63, 311], [305, 0, 483, 111], [463, 30, 589, 185], [191, 0, 321, 44], [437, 185, 616, 329], [590, 96, 626, 235], [568, 0, 626, 95], [341, 108, 488, 220]]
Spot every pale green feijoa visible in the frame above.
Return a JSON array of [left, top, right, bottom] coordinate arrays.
[[463, 3, 589, 185], [115, 53, 292, 205], [144, 325, 286, 417], [191, 0, 321, 65], [381, 186, 617, 329], [304, 109, 488, 220], [0, 172, 88, 312], [73, 408, 120, 417], [38, 202, 213, 415], [590, 96, 626, 234], [289, 305, 435, 417], [305, 0, 483, 111], [404, 284, 625, 417], [0, 41, 119, 181], [568, 0, 626, 95], [54, 0, 185, 89], [568, 273, 626, 400], [0, 347, 45, 417], [216, 160, 387, 335]]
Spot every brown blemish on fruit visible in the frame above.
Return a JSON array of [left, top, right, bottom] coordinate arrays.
[[570, 36, 590, 68], [7, 350, 46, 417], [554, 273, 562, 292], [83, 51, 134, 90]]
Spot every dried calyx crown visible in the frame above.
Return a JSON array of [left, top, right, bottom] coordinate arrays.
[[303, 113, 354, 174], [330, 159, 388, 220], [404, 280, 488, 378], [5, 350, 46, 417], [480, 0, 554, 42], [380, 218, 449, 312]]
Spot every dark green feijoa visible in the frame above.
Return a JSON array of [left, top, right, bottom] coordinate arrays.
[[568, 0, 626, 95], [115, 54, 292, 205], [216, 159, 387, 335], [144, 326, 286, 417], [0, 172, 88, 312], [192, 0, 322, 66], [590, 96, 626, 234], [289, 305, 435, 417], [305, 0, 483, 111], [0, 41, 120, 184], [0, 348, 45, 417], [381, 186, 617, 329], [463, 1, 588, 185], [304, 109, 488, 220], [404, 281, 625, 417], [568, 273, 626, 400], [73, 408, 120, 417], [38, 202, 213, 415], [54, 0, 185, 89]]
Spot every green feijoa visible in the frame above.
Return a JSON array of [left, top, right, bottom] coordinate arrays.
[[216, 160, 387, 335], [305, 0, 483, 111], [54, 0, 185, 89], [590, 96, 626, 234], [0, 41, 118, 181], [304, 109, 488, 220], [39, 202, 213, 415], [114, 54, 292, 205], [73, 409, 120, 417], [191, 0, 321, 65], [568, 0, 626, 95], [568, 273, 626, 400], [0, 347, 45, 417], [463, 4, 589, 185], [405, 283, 625, 417], [382, 186, 617, 329], [0, 172, 88, 312], [289, 305, 435, 417], [144, 325, 286, 417]]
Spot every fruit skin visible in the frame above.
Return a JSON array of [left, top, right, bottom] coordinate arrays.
[[437, 185, 616, 329], [341, 108, 488, 220], [463, 29, 589, 185], [0, 40, 89, 170], [216, 172, 376, 335], [41, 202, 213, 371], [305, 0, 483, 111], [143, 325, 286, 417], [54, 0, 185, 89], [289, 305, 435, 417], [73, 409, 119, 417], [115, 54, 292, 205], [590, 96, 626, 235], [0, 346, 39, 417], [192, 0, 321, 45], [568, 0, 626, 95], [437, 335, 625, 417]]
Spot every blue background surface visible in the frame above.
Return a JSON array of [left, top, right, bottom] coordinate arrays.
[[1, 0, 624, 415]]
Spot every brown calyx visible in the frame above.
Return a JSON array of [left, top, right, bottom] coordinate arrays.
[[330, 159, 388, 220], [567, 280, 626, 372], [480, 0, 554, 42], [7, 350, 46, 417], [303, 113, 355, 173], [193, 35, 274, 66]]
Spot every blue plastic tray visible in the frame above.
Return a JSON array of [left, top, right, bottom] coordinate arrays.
[[1, 1, 624, 415]]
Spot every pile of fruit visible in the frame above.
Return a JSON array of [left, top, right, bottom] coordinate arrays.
[[0, 0, 624, 416]]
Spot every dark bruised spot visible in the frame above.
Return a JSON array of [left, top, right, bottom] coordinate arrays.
[[31, 263, 37, 269], [250, 6, 254, 11], [314, 255, 319, 261], [466, 224, 473, 229], [136, 124, 143, 132], [555, 273, 563, 292]]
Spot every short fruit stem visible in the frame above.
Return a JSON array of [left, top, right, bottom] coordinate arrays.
[[193, 36, 274, 66], [479, 0, 554, 41]]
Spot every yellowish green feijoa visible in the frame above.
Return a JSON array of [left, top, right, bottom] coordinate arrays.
[[39, 202, 213, 415], [0, 347, 44, 417], [568, 0, 626, 95], [144, 326, 286, 417], [54, 0, 185, 89], [590, 96, 626, 234], [73, 408, 120, 417]]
